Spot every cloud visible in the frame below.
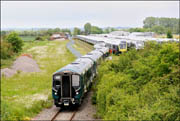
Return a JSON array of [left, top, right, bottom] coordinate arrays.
[[1, 1, 179, 28]]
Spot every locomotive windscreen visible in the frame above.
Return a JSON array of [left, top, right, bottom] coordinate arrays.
[[62, 76, 71, 98]]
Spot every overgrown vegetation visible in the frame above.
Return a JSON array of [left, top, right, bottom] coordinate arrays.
[[1, 32, 24, 68], [94, 42, 180, 120], [1, 40, 75, 120], [72, 39, 93, 55], [1, 41, 14, 59]]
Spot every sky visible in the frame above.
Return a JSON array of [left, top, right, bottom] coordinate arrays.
[[1, 1, 179, 29]]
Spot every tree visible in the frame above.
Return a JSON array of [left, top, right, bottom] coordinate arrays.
[[91, 26, 103, 34], [61, 29, 71, 35], [143, 17, 179, 34], [73, 27, 81, 36], [103, 28, 110, 34], [110, 27, 117, 32], [54, 28, 61, 33], [167, 30, 173, 38], [151, 26, 165, 34], [143, 17, 157, 28], [6, 32, 23, 53], [84, 23, 91, 35]]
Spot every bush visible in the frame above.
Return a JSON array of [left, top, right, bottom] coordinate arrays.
[[6, 32, 24, 53], [1, 41, 14, 59], [95, 42, 179, 120], [167, 30, 173, 38], [35, 36, 46, 41]]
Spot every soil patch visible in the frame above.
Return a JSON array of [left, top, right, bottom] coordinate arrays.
[[1, 54, 40, 77]]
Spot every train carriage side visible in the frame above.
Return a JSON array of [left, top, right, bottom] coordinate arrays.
[[88, 50, 104, 65], [95, 47, 109, 59], [80, 51, 103, 78]]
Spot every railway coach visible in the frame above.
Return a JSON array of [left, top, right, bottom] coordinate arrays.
[[75, 35, 127, 54], [105, 39, 127, 54], [52, 58, 94, 107], [52, 47, 106, 107]]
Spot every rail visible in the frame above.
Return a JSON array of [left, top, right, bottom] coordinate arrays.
[[51, 109, 77, 121]]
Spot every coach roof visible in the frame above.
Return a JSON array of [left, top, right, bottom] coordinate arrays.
[[54, 58, 93, 75]]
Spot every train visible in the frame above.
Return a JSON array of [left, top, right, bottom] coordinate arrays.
[[52, 34, 178, 107], [52, 43, 109, 107], [75, 35, 128, 54], [75, 34, 179, 51]]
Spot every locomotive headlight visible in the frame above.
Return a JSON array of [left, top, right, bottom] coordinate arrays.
[[55, 92, 57, 95], [76, 92, 79, 95], [54, 75, 61, 80]]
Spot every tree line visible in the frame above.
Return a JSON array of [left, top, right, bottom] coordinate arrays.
[[73, 23, 118, 36], [1, 28, 71, 37], [1, 24, 118, 39], [127, 17, 179, 34]]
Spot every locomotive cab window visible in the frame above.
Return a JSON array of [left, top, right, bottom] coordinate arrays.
[[53, 75, 61, 88], [54, 75, 61, 80], [120, 43, 126, 49], [72, 75, 80, 87]]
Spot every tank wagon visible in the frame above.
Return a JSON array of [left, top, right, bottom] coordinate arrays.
[[52, 46, 107, 107]]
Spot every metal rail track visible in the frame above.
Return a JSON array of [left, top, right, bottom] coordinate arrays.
[[51, 109, 77, 121], [69, 111, 77, 121], [51, 109, 62, 121]]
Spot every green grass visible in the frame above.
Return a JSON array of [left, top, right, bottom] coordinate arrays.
[[20, 36, 36, 41], [1, 41, 48, 69], [1, 41, 52, 69], [1, 56, 18, 69], [1, 40, 76, 120], [72, 38, 93, 55]]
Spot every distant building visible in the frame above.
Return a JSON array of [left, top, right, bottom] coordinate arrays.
[[50, 33, 68, 40], [129, 32, 156, 37], [110, 31, 130, 36]]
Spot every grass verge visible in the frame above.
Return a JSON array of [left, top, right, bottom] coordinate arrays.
[[72, 38, 93, 55], [1, 40, 75, 120]]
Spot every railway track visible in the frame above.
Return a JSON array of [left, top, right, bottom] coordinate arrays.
[[51, 108, 77, 121]]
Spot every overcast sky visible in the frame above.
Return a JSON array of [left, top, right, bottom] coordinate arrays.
[[1, 1, 179, 29]]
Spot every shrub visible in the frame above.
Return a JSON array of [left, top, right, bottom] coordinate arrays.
[[1, 41, 14, 59], [167, 30, 173, 38], [95, 42, 179, 120], [6, 32, 24, 53], [35, 36, 46, 41]]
